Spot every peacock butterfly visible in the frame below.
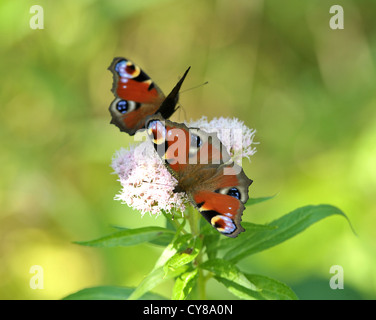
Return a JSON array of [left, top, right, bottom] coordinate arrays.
[[145, 114, 253, 238], [108, 57, 190, 136]]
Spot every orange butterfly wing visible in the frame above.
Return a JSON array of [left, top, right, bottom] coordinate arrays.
[[108, 58, 190, 136], [146, 115, 252, 237]]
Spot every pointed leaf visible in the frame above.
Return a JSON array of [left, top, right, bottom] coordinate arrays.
[[223, 204, 354, 262], [110, 225, 174, 246], [214, 277, 263, 300], [200, 259, 258, 292], [62, 286, 166, 300], [214, 274, 297, 300], [154, 233, 191, 269], [74, 227, 175, 248], [213, 222, 276, 252], [203, 233, 220, 260], [245, 195, 277, 207], [164, 236, 202, 274], [172, 269, 198, 300], [129, 225, 191, 300], [245, 274, 298, 300], [128, 265, 189, 300]]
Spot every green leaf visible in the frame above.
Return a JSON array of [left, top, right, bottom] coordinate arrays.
[[245, 195, 277, 207], [223, 204, 354, 262], [147, 232, 175, 246], [165, 217, 177, 231], [62, 286, 166, 300], [74, 227, 175, 248], [128, 265, 189, 300], [242, 222, 278, 231], [128, 225, 191, 300], [201, 259, 297, 300], [245, 274, 298, 300], [200, 259, 258, 292], [110, 226, 174, 246], [214, 274, 297, 300], [213, 277, 262, 300], [154, 233, 191, 269], [203, 233, 220, 260], [172, 269, 198, 300], [213, 222, 277, 252], [162, 210, 185, 232], [164, 236, 202, 274]]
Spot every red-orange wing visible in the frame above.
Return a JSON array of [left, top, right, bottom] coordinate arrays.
[[146, 115, 252, 237], [108, 58, 190, 136], [108, 58, 165, 135]]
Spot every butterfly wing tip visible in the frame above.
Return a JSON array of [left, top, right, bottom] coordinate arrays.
[[184, 66, 191, 76]]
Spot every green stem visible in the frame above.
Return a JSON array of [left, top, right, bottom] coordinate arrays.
[[196, 248, 206, 300], [162, 210, 187, 234], [186, 206, 206, 300]]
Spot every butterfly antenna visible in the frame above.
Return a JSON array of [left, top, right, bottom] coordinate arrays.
[[179, 81, 209, 94], [178, 79, 208, 120], [178, 102, 188, 121]]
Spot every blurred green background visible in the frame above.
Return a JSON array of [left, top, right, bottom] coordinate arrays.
[[1, 0, 375, 300]]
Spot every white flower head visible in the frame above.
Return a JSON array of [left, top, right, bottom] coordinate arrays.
[[111, 141, 188, 217], [187, 116, 257, 164]]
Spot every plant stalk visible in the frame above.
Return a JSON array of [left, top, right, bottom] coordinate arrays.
[[187, 205, 206, 300]]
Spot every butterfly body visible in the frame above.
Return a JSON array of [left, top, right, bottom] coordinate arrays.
[[146, 115, 252, 238], [108, 57, 190, 135]]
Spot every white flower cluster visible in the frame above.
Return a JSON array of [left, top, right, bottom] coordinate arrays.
[[111, 142, 188, 217], [187, 116, 257, 164]]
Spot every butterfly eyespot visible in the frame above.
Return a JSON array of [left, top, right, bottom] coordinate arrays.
[[227, 187, 241, 200], [115, 100, 140, 114], [147, 120, 166, 144], [147, 119, 158, 131], [211, 215, 236, 234], [190, 134, 202, 148], [126, 63, 136, 73], [116, 100, 129, 113], [114, 60, 126, 74]]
